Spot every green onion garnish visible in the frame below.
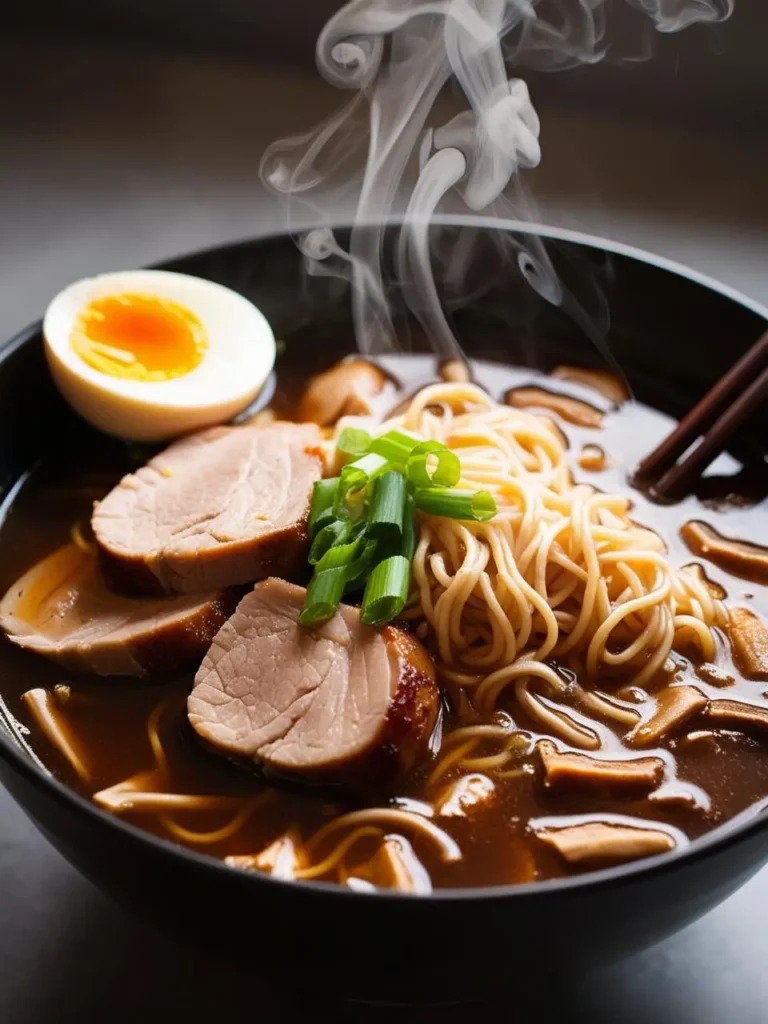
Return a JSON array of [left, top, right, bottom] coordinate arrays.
[[342, 452, 390, 488], [401, 496, 417, 562], [314, 536, 364, 572], [367, 470, 407, 551], [337, 427, 372, 458], [308, 477, 340, 537], [360, 555, 411, 627], [308, 519, 351, 565], [344, 538, 378, 590], [298, 567, 349, 627], [369, 429, 421, 465], [413, 487, 497, 522], [335, 452, 390, 519], [300, 425, 497, 628], [406, 440, 461, 489]]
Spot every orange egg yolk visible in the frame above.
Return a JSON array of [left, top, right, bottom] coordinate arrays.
[[71, 293, 207, 381]]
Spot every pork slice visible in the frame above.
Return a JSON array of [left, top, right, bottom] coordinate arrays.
[[92, 421, 324, 595], [0, 543, 234, 677], [188, 579, 440, 788]]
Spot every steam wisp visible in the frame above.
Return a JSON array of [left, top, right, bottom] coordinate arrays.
[[261, 0, 733, 358]]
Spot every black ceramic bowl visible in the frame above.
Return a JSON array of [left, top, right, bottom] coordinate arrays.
[[0, 218, 766, 1003]]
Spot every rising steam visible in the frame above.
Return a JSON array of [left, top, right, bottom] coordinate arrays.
[[261, 0, 733, 358]]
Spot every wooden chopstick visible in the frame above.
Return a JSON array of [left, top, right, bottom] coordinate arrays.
[[654, 363, 768, 498], [636, 331, 768, 499], [637, 331, 768, 481]]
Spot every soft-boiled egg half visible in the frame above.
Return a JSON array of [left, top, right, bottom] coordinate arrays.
[[44, 270, 276, 442]]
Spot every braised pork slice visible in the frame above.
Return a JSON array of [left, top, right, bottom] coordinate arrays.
[[93, 422, 323, 595], [188, 579, 440, 787], [0, 544, 233, 677]]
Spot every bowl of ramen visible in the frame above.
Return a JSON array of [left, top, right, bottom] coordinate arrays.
[[0, 217, 766, 1002]]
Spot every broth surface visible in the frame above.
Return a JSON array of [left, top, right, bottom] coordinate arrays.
[[0, 354, 766, 889]]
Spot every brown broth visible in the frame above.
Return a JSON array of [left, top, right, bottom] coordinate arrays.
[[0, 354, 766, 890]]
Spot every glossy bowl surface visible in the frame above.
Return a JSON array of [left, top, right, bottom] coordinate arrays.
[[0, 217, 766, 1002]]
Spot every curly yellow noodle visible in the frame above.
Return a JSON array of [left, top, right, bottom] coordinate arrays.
[[363, 382, 725, 728], [294, 827, 385, 881], [159, 793, 275, 846]]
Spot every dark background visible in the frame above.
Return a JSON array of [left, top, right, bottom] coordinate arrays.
[[0, 3, 767, 1021], [3, 0, 766, 130]]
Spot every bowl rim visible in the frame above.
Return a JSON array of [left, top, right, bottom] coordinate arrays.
[[1, 214, 767, 906]]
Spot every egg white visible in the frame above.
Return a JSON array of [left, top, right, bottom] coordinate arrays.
[[43, 269, 276, 442]]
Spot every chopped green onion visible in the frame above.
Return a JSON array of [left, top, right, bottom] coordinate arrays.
[[367, 471, 407, 550], [413, 487, 497, 522], [369, 429, 421, 465], [360, 555, 411, 627], [348, 517, 369, 541], [308, 477, 340, 537], [335, 452, 390, 518], [302, 426, 493, 630], [308, 519, 350, 565], [344, 539, 378, 590], [337, 427, 372, 458], [298, 567, 348, 627], [343, 452, 390, 486], [406, 441, 461, 489], [301, 534, 378, 623], [315, 536, 364, 572], [401, 496, 417, 562]]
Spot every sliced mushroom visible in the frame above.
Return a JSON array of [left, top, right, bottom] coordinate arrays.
[[551, 365, 629, 406], [347, 835, 432, 894], [226, 831, 304, 879], [538, 741, 664, 793], [578, 444, 609, 472], [704, 699, 768, 734], [627, 685, 707, 748], [297, 358, 392, 426], [504, 386, 604, 428], [681, 521, 768, 586], [438, 359, 471, 383], [536, 821, 675, 866], [648, 787, 703, 811], [21, 688, 91, 782], [678, 729, 719, 750], [682, 562, 727, 601], [728, 607, 768, 681], [436, 773, 496, 818]]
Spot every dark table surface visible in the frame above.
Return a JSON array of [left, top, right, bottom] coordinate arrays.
[[1, 35, 767, 1024]]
